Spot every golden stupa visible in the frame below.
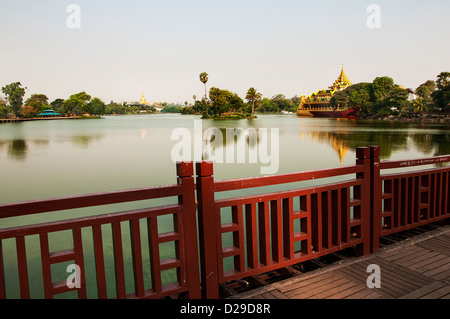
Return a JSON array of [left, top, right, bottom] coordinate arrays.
[[140, 92, 150, 105]]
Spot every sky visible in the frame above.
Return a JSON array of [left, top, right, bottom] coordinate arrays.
[[1, 0, 449, 104]]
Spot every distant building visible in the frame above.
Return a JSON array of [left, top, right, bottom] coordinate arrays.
[[140, 92, 151, 106], [297, 65, 355, 117]]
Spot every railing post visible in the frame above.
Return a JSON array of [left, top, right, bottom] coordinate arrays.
[[356, 147, 371, 256], [176, 161, 201, 299], [369, 146, 382, 253], [195, 161, 219, 299]]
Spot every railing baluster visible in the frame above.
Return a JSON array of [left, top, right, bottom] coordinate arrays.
[[258, 201, 271, 266], [246, 203, 258, 269], [39, 233, 52, 299], [0, 240, 5, 299], [111, 222, 126, 299], [92, 225, 107, 299], [16, 236, 30, 299], [282, 198, 294, 260], [130, 219, 145, 298], [270, 199, 283, 263], [148, 216, 162, 294], [233, 205, 245, 272], [332, 189, 340, 247], [73, 227, 86, 299]]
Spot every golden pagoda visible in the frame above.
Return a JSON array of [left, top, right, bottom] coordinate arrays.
[[297, 65, 353, 117], [140, 92, 150, 105], [329, 65, 352, 91]]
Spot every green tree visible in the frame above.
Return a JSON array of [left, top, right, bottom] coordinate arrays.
[[246, 87, 262, 117], [329, 90, 349, 110], [431, 72, 450, 113], [25, 94, 49, 115], [199, 72, 209, 115], [271, 94, 290, 112], [0, 98, 9, 118], [50, 98, 65, 115], [416, 80, 436, 99], [209, 87, 232, 116], [63, 92, 91, 116], [228, 93, 244, 113], [372, 76, 395, 102], [87, 97, 106, 116], [260, 97, 276, 113], [2, 82, 27, 117]]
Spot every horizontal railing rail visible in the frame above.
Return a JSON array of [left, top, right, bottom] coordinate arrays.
[[214, 165, 364, 192], [0, 185, 182, 219]]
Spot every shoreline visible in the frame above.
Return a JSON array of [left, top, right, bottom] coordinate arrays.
[[0, 116, 102, 124]]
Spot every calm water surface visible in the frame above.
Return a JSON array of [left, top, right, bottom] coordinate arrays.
[[0, 114, 449, 298]]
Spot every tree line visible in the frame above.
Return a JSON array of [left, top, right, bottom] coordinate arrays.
[[181, 72, 300, 118], [329, 72, 450, 118], [0, 82, 160, 118]]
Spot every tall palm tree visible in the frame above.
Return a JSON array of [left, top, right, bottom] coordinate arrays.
[[246, 87, 262, 117], [199, 72, 209, 115]]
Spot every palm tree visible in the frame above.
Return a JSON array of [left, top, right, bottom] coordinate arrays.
[[246, 87, 262, 117], [199, 72, 209, 115]]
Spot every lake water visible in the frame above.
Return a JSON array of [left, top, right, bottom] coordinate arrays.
[[0, 114, 449, 298]]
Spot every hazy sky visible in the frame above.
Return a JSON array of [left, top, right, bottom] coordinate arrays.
[[1, 0, 449, 104]]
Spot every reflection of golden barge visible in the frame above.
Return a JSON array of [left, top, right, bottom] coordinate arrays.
[[297, 65, 359, 119]]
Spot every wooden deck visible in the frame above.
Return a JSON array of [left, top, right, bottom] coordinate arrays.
[[230, 225, 450, 300]]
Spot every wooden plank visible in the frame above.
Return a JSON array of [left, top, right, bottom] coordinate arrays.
[[270, 289, 289, 299], [399, 281, 447, 299], [420, 285, 450, 299], [326, 283, 368, 299], [382, 245, 423, 262], [277, 271, 337, 294], [344, 287, 383, 299], [393, 250, 440, 268], [411, 254, 448, 271], [289, 277, 349, 299], [305, 277, 356, 299]]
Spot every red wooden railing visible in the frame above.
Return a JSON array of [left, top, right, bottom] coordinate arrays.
[[370, 146, 450, 253], [0, 147, 449, 299], [0, 162, 200, 299], [195, 147, 372, 298]]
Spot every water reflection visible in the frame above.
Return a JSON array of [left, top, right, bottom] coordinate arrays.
[[70, 135, 104, 148], [300, 120, 450, 162], [7, 139, 28, 161]]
